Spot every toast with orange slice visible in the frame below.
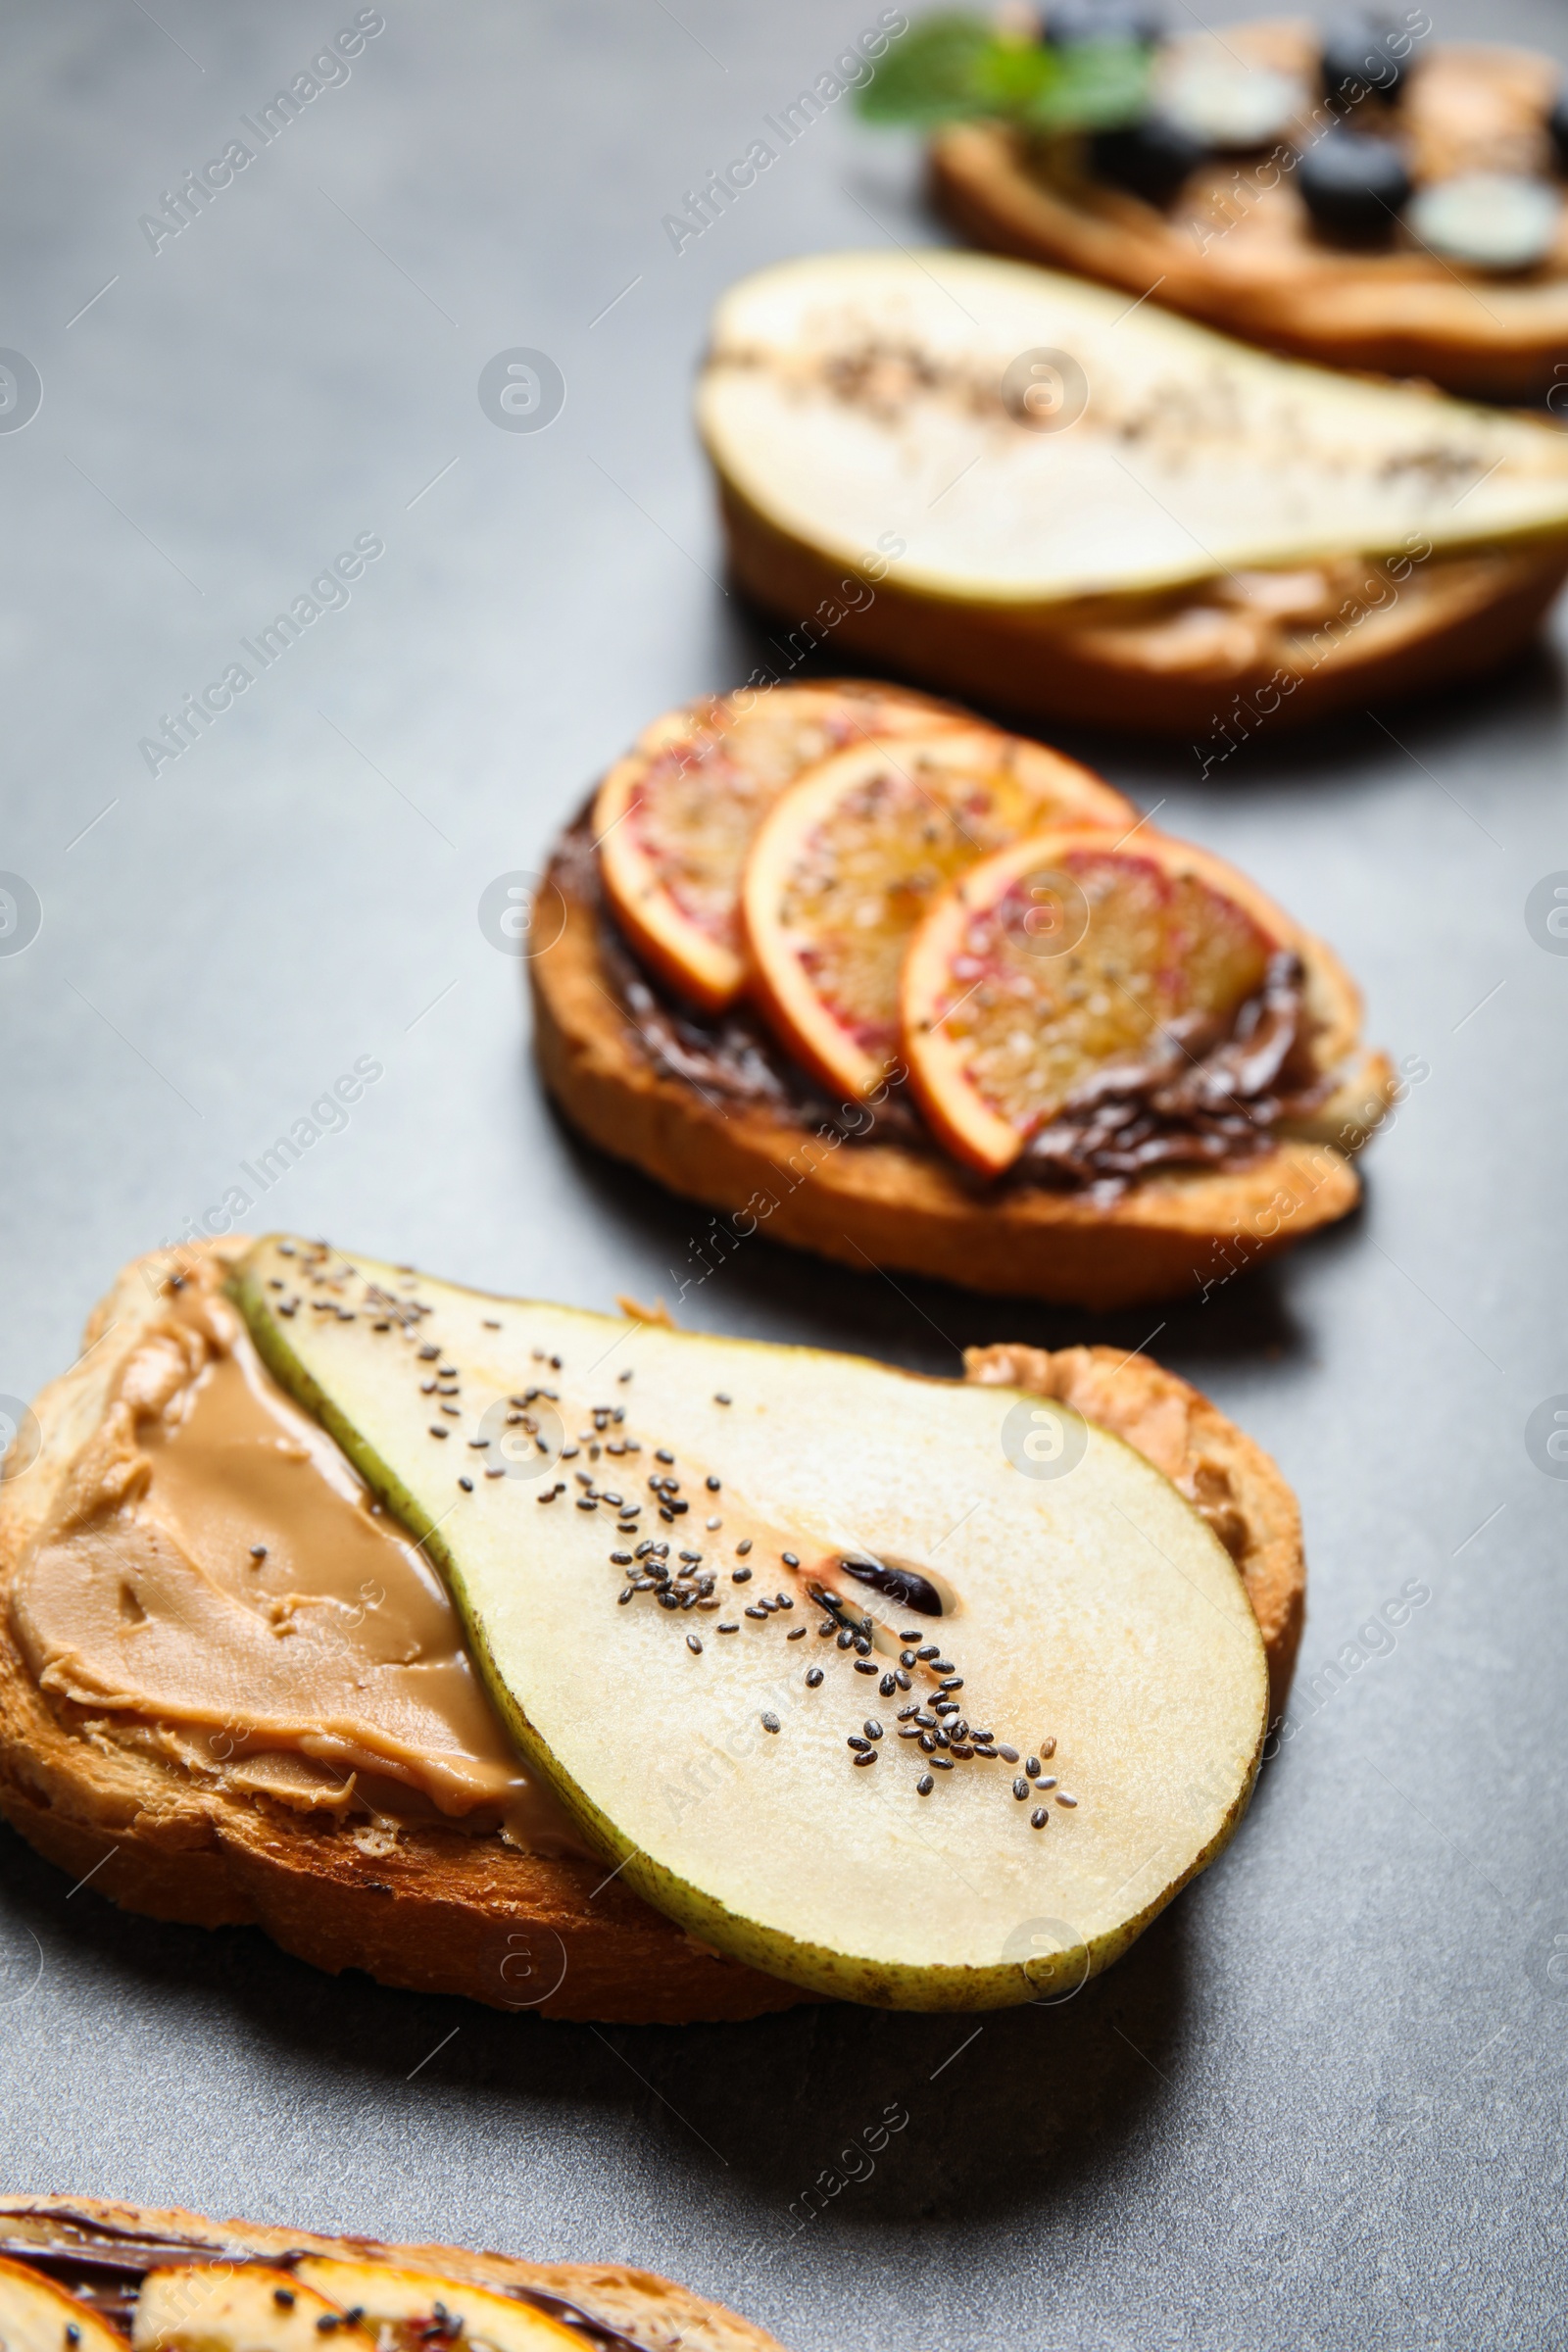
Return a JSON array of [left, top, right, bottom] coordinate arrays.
[[532, 681, 1394, 1310]]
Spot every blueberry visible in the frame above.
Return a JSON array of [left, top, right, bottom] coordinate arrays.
[[1321, 14, 1407, 114], [1548, 84, 1568, 176], [1297, 127, 1410, 246], [1047, 0, 1163, 47], [1088, 114, 1206, 207]]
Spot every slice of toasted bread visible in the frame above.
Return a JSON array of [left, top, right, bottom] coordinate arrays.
[[0, 2195, 783, 2352], [0, 1250, 1304, 2018], [699, 244, 1568, 736], [532, 817, 1392, 1313], [929, 24, 1568, 399]]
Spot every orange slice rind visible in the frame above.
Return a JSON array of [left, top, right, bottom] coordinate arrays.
[[593, 679, 962, 1011], [741, 729, 1135, 1101], [902, 829, 1306, 1176]]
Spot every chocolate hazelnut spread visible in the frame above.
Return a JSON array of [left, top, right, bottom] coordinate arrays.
[[10, 1258, 588, 1858], [556, 810, 1324, 1191]]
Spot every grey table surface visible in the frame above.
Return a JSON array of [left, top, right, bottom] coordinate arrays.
[[2, 2, 1566, 2345]]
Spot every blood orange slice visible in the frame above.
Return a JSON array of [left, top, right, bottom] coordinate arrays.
[[903, 830, 1302, 1176], [741, 730, 1135, 1101], [594, 681, 961, 1012]]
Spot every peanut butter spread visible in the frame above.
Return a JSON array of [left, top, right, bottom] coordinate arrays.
[[10, 1262, 588, 1857]]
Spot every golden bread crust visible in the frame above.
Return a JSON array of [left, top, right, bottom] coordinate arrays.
[[0, 2196, 786, 2352], [532, 840, 1388, 1311]]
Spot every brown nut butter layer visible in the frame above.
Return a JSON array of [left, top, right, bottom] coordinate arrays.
[[10, 1251, 588, 1858]]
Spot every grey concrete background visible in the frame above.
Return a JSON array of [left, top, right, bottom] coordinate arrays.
[[1, 3, 1565, 2345]]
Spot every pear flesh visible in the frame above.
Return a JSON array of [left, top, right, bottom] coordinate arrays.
[[698, 249, 1568, 606], [234, 1237, 1268, 2010]]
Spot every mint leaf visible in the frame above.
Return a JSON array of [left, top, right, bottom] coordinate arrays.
[[1022, 38, 1151, 128], [857, 12, 1152, 133], [972, 39, 1064, 117], [856, 14, 995, 127]]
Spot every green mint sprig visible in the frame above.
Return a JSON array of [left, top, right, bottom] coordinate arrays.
[[856, 12, 1151, 133]]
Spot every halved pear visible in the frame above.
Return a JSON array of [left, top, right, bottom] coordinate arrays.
[[0, 2257, 125, 2352], [698, 249, 1568, 607], [233, 1236, 1268, 2011]]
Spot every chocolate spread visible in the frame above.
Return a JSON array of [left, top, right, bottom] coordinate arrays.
[[559, 812, 1324, 1192], [10, 1256, 589, 1858]]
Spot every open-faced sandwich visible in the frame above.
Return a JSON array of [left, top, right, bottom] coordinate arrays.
[[0, 1236, 1305, 2017], [0, 2194, 780, 2352], [696, 250, 1568, 734], [534, 681, 1393, 1310], [864, 6, 1568, 399]]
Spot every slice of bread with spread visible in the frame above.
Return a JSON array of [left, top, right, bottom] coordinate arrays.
[[0, 2193, 783, 2352], [0, 1243, 796, 2028], [533, 683, 1393, 1312], [0, 1243, 1304, 2019], [926, 19, 1568, 399], [697, 249, 1568, 736]]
